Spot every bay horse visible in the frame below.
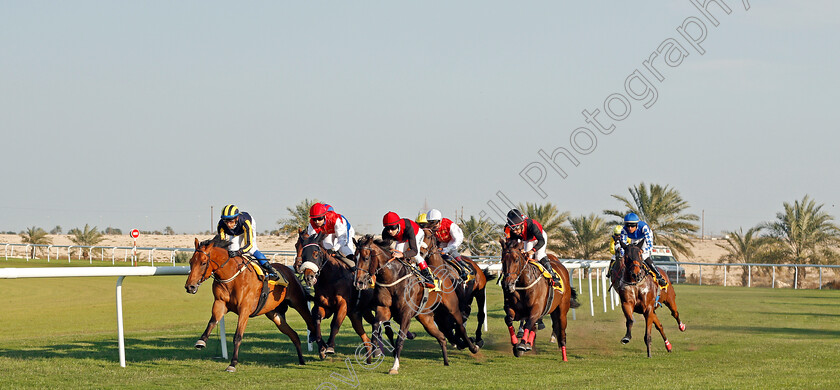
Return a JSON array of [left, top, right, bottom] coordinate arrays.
[[500, 238, 579, 360], [421, 228, 491, 348], [353, 235, 479, 374], [184, 237, 317, 372], [614, 238, 685, 357], [293, 230, 384, 361]]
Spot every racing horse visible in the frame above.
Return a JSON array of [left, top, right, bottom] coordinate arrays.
[[421, 228, 492, 348], [293, 230, 386, 361], [184, 237, 317, 371], [500, 238, 579, 360], [614, 238, 685, 357], [353, 235, 479, 374]]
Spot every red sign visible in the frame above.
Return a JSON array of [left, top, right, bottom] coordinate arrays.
[[130, 229, 140, 239]]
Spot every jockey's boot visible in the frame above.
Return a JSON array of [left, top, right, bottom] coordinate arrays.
[[419, 267, 435, 289], [645, 259, 668, 287], [259, 260, 280, 281], [539, 257, 562, 285]]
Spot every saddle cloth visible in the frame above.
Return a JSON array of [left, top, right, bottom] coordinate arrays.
[[529, 260, 563, 293], [249, 261, 288, 287]]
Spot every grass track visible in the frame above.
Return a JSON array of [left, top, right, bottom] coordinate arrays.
[[2, 258, 840, 389]]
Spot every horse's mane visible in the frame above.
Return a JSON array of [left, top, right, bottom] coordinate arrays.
[[200, 235, 231, 249], [358, 234, 393, 253]]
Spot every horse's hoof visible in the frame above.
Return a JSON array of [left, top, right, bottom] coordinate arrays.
[[469, 345, 479, 354], [679, 323, 686, 332], [516, 342, 528, 352], [373, 349, 383, 358], [226, 366, 236, 373], [550, 335, 557, 343], [318, 348, 327, 360], [475, 339, 485, 348], [194, 340, 206, 349], [524, 343, 532, 352], [513, 346, 522, 357], [621, 337, 631, 344], [406, 331, 416, 340], [325, 347, 335, 355], [388, 369, 399, 375]]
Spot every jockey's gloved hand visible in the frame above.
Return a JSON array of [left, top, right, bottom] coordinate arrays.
[[345, 253, 356, 261], [228, 250, 242, 258]]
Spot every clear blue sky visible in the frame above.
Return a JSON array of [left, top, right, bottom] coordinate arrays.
[[2, 1, 838, 236]]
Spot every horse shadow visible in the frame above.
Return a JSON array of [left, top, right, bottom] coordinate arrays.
[[0, 333, 315, 367]]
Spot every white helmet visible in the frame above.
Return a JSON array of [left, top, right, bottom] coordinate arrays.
[[427, 209, 442, 221]]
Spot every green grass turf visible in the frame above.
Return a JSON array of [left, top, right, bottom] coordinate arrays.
[[1, 257, 839, 389]]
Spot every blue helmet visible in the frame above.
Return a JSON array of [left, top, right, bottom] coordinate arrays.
[[624, 213, 641, 223]]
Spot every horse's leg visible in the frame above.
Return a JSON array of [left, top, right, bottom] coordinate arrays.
[[313, 305, 329, 359], [284, 273, 318, 338], [196, 299, 227, 349], [267, 311, 305, 365], [415, 312, 450, 367], [650, 311, 671, 353], [388, 315, 413, 375], [227, 314, 250, 372], [644, 309, 654, 358], [326, 300, 348, 355], [348, 312, 375, 364], [517, 309, 539, 353], [663, 288, 685, 331], [550, 308, 566, 361], [473, 286, 487, 347], [621, 301, 635, 344], [443, 293, 478, 353]]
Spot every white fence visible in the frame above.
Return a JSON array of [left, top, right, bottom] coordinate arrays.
[[0, 266, 219, 368], [3, 242, 297, 266]]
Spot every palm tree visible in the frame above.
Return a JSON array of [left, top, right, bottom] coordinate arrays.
[[604, 182, 699, 258], [68, 224, 103, 259], [517, 202, 571, 255], [277, 198, 320, 238], [459, 215, 501, 256], [717, 226, 775, 285], [762, 195, 840, 287], [20, 226, 52, 258], [557, 214, 612, 260]]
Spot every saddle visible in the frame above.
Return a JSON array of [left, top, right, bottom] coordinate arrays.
[[443, 255, 475, 282], [401, 260, 442, 292], [247, 261, 288, 318], [529, 260, 563, 293]]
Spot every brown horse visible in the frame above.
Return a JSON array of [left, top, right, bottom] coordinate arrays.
[[500, 239, 579, 360], [614, 238, 685, 357], [293, 230, 384, 361], [421, 228, 491, 347], [184, 237, 317, 372], [353, 235, 478, 374]]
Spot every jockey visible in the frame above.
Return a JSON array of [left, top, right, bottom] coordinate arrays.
[[504, 208, 561, 285], [616, 213, 667, 287], [416, 213, 428, 229], [306, 203, 356, 265], [217, 204, 279, 280], [608, 225, 626, 279], [382, 211, 435, 288], [426, 208, 467, 279]]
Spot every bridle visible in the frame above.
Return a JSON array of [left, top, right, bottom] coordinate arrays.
[[194, 246, 240, 285], [622, 249, 647, 286], [354, 244, 402, 289]]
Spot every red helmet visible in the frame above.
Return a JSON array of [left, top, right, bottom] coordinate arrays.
[[382, 211, 401, 226], [310, 203, 328, 219]]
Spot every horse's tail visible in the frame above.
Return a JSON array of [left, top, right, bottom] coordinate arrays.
[[481, 266, 497, 282], [569, 287, 581, 309]]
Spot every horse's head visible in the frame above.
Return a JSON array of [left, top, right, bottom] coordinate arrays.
[[185, 237, 231, 294], [421, 228, 438, 257], [620, 238, 647, 284], [353, 235, 389, 290], [500, 238, 527, 293], [298, 232, 327, 286]]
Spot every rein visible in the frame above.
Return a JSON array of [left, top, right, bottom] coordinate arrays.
[[196, 249, 239, 285]]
